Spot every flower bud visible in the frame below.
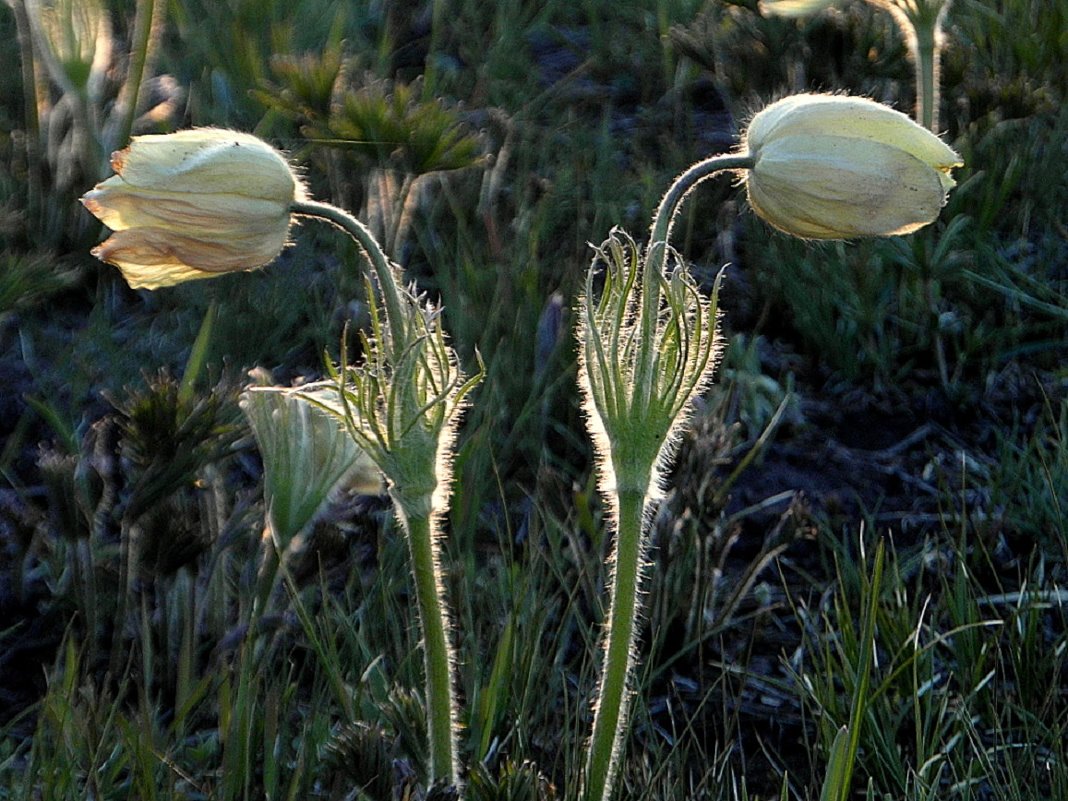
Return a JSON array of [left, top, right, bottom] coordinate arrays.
[[742, 94, 962, 239], [81, 129, 304, 289], [242, 383, 382, 547]]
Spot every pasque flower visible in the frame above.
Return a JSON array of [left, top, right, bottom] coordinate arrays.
[[742, 93, 961, 238], [81, 129, 304, 289], [578, 91, 962, 801]]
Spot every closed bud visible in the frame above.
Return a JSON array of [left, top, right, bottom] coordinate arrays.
[[742, 94, 962, 239], [242, 383, 383, 548], [81, 129, 304, 289]]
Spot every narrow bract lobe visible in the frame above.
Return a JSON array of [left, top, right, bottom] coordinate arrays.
[[81, 129, 304, 289], [742, 94, 962, 239]]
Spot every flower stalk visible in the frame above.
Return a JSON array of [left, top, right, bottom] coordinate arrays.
[[582, 485, 651, 801], [913, 15, 940, 132], [579, 155, 749, 801], [292, 199, 480, 789], [581, 95, 959, 801], [866, 0, 953, 133], [291, 199, 407, 348]]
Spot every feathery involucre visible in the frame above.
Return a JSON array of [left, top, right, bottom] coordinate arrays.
[[577, 228, 724, 510]]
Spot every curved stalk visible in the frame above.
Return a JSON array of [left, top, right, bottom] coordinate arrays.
[[646, 153, 755, 253], [583, 153, 750, 801], [291, 198, 408, 347], [289, 197, 462, 787], [634, 154, 753, 399]]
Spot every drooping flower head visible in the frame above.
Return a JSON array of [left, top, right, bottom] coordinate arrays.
[[741, 93, 962, 238], [81, 129, 304, 289]]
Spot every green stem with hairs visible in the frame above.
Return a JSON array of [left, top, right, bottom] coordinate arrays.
[[290, 197, 460, 786], [913, 21, 939, 133], [635, 154, 753, 398], [584, 484, 652, 801], [584, 153, 752, 801], [395, 500, 459, 786], [291, 198, 408, 348]]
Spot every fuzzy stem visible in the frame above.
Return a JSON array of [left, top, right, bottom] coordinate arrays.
[[292, 198, 408, 348], [636, 154, 753, 396], [294, 197, 460, 785], [582, 153, 752, 801], [585, 484, 652, 801], [394, 499, 459, 787]]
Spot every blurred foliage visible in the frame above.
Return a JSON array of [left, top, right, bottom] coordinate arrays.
[[110, 369, 243, 524], [0, 252, 81, 320]]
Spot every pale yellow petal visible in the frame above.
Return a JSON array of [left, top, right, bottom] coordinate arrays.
[[93, 232, 215, 289], [82, 183, 290, 233], [747, 135, 947, 238], [758, 0, 838, 18], [92, 226, 288, 281], [114, 129, 301, 201], [82, 128, 303, 289], [746, 94, 961, 177]]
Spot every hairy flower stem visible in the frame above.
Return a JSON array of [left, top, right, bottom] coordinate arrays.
[[913, 22, 940, 133], [290, 197, 461, 787], [635, 154, 753, 393], [583, 153, 750, 801], [396, 501, 459, 785], [584, 485, 652, 801], [647, 154, 757, 251], [292, 199, 408, 348], [867, 1, 950, 134]]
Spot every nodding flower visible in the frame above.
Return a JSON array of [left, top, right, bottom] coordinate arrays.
[[741, 93, 961, 239], [82, 129, 304, 289]]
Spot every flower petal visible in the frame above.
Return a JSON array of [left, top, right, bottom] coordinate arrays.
[[92, 226, 289, 288], [113, 129, 302, 201], [746, 94, 961, 180], [747, 135, 948, 238], [82, 182, 290, 233]]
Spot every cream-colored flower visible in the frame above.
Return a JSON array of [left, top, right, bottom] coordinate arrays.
[[81, 129, 304, 289], [758, 0, 838, 18], [242, 382, 383, 547], [742, 94, 962, 238]]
